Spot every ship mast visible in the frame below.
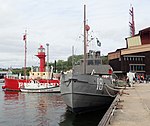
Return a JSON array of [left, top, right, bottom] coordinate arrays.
[[46, 43, 49, 72], [83, 5, 87, 74], [46, 43, 50, 79], [23, 30, 27, 77]]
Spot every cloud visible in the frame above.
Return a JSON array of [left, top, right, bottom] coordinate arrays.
[[0, 0, 150, 68]]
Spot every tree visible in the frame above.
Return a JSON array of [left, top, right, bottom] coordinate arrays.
[[101, 55, 108, 64], [12, 67, 31, 76], [67, 55, 83, 66], [10, 54, 108, 74]]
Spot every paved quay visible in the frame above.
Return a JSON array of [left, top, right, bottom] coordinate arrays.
[[110, 83, 150, 126]]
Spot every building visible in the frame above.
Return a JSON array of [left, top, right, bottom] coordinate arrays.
[[108, 27, 150, 79]]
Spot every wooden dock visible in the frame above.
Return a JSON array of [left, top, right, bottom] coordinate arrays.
[[109, 83, 150, 126]]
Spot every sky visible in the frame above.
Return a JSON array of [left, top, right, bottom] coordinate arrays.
[[0, 0, 150, 68]]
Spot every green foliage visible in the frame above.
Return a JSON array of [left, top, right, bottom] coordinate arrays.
[[48, 55, 83, 72], [101, 55, 108, 64], [12, 67, 31, 76], [10, 54, 108, 73], [56, 60, 68, 72], [67, 55, 83, 65]]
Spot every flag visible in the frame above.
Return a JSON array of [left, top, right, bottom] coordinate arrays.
[[96, 38, 101, 47], [23, 34, 26, 41]]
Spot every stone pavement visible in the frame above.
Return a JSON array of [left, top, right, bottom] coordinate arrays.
[[110, 83, 150, 126]]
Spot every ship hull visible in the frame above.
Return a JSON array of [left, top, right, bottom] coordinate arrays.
[[3, 77, 60, 92], [60, 73, 117, 113], [20, 86, 60, 93], [3, 77, 26, 91]]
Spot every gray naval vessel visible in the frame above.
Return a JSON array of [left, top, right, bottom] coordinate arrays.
[[60, 5, 118, 113], [60, 51, 118, 113]]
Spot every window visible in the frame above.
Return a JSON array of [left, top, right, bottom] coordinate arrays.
[[95, 60, 100, 65], [141, 66, 144, 71], [137, 66, 140, 70], [130, 57, 132, 61], [138, 57, 140, 61], [130, 65, 145, 71], [130, 65, 134, 71], [134, 66, 136, 70], [88, 60, 93, 65]]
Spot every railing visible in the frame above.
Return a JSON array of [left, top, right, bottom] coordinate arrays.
[[98, 94, 120, 126]]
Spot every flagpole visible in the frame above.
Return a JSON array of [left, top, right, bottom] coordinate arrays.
[[23, 30, 27, 77]]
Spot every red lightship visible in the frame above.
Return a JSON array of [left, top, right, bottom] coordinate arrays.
[[2, 34, 60, 92]]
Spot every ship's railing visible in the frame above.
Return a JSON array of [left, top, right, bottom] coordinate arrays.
[[5, 74, 29, 80], [5, 74, 18, 78]]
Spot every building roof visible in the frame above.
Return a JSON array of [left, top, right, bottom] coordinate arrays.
[[139, 27, 150, 34], [121, 44, 150, 55]]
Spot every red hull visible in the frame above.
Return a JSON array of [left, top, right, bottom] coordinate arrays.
[[3, 77, 60, 91]]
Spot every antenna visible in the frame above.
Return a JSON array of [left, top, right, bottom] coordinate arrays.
[[72, 46, 74, 69], [129, 5, 135, 36]]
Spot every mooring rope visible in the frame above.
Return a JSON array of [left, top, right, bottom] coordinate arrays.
[[104, 83, 120, 97], [104, 85, 117, 97], [105, 83, 120, 91]]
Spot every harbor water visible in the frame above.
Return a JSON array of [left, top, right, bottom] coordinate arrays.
[[0, 83, 107, 126]]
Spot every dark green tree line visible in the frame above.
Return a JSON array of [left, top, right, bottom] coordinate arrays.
[[11, 54, 108, 75]]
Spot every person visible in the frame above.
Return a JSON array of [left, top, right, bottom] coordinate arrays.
[[140, 74, 144, 83], [137, 75, 141, 83], [127, 72, 135, 87], [126, 76, 130, 87]]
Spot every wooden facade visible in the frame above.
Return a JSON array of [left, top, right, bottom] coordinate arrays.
[[140, 27, 150, 45]]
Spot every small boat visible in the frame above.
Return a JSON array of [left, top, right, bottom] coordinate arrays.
[[2, 40, 60, 92], [60, 5, 118, 113], [20, 79, 60, 93]]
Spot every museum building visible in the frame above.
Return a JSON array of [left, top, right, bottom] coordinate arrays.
[[108, 27, 150, 78]]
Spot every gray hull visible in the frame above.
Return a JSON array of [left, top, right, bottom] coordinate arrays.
[[60, 73, 117, 113]]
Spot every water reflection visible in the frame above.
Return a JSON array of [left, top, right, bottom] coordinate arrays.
[[4, 91, 22, 101], [0, 90, 66, 126], [59, 109, 107, 126], [34, 94, 66, 126], [0, 85, 106, 126]]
